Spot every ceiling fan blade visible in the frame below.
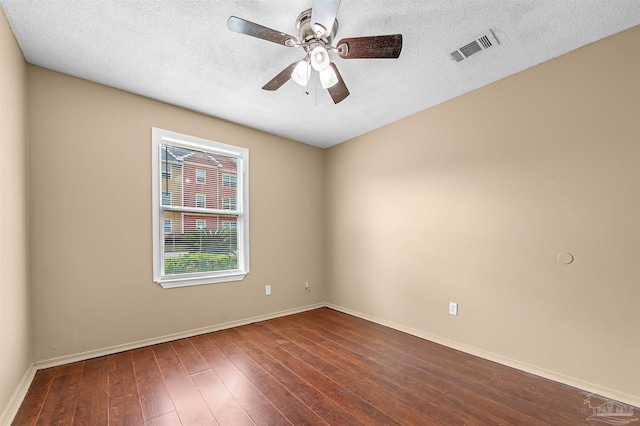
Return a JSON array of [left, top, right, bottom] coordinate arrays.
[[311, 0, 341, 37], [336, 34, 403, 59], [262, 62, 299, 91], [228, 16, 299, 47], [327, 63, 349, 104]]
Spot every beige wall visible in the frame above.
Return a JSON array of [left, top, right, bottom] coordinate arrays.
[[27, 66, 325, 363], [325, 26, 640, 404], [0, 7, 31, 423]]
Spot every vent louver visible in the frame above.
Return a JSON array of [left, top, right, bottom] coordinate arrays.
[[450, 30, 499, 63]]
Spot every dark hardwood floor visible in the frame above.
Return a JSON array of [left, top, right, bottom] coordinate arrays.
[[11, 307, 637, 425]]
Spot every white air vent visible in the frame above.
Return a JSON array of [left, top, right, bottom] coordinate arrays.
[[450, 30, 499, 63]]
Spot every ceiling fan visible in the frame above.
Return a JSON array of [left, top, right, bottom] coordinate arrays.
[[227, 0, 403, 104]]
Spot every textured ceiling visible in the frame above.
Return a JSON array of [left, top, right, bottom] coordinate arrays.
[[2, 0, 639, 148]]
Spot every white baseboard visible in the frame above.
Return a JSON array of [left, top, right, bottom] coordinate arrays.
[[325, 303, 640, 408], [34, 303, 325, 370], [0, 364, 36, 426]]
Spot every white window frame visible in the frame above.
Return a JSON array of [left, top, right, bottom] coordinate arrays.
[[196, 168, 206, 184], [164, 219, 172, 233], [152, 127, 250, 288], [195, 219, 206, 230], [195, 194, 206, 208], [162, 191, 171, 206]]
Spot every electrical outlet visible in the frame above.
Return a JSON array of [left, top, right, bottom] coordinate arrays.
[[305, 280, 310, 292], [265, 285, 271, 295], [449, 302, 458, 316]]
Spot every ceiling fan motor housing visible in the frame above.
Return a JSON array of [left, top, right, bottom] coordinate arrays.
[[296, 8, 338, 54]]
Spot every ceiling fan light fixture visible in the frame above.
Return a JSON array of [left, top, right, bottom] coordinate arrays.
[[310, 45, 331, 71], [291, 60, 311, 86], [319, 66, 338, 89]]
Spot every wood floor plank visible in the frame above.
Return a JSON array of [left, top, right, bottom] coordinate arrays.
[[130, 347, 176, 421], [245, 403, 292, 426], [54, 361, 85, 377], [34, 371, 81, 425], [11, 368, 56, 426], [73, 357, 109, 425], [152, 342, 217, 425], [209, 330, 330, 426], [171, 338, 210, 376], [108, 351, 144, 425], [191, 370, 257, 425], [190, 334, 270, 411], [144, 410, 182, 425]]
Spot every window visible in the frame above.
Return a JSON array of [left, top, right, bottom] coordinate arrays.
[[222, 197, 237, 210], [223, 174, 237, 188], [152, 127, 249, 288], [196, 169, 206, 184]]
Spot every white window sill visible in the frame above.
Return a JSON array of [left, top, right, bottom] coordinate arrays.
[[156, 271, 247, 289]]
